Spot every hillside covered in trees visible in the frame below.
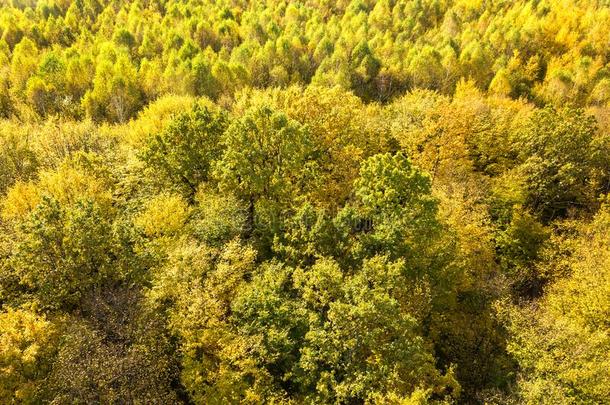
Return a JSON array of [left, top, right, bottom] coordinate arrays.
[[0, 0, 609, 403]]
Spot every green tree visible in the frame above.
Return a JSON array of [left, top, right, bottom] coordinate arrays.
[[296, 256, 459, 403], [215, 104, 317, 238], [517, 106, 603, 221], [83, 52, 143, 123], [350, 151, 441, 265], [8, 197, 116, 310], [140, 103, 228, 197]]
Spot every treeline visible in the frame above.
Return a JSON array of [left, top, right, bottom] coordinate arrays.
[[1, 0, 610, 122], [1, 0, 610, 404]]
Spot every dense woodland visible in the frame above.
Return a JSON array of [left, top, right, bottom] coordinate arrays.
[[0, 0, 609, 403]]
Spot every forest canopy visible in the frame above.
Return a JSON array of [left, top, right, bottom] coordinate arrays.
[[0, 0, 609, 404]]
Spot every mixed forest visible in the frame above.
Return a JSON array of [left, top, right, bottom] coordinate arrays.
[[0, 0, 610, 403]]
